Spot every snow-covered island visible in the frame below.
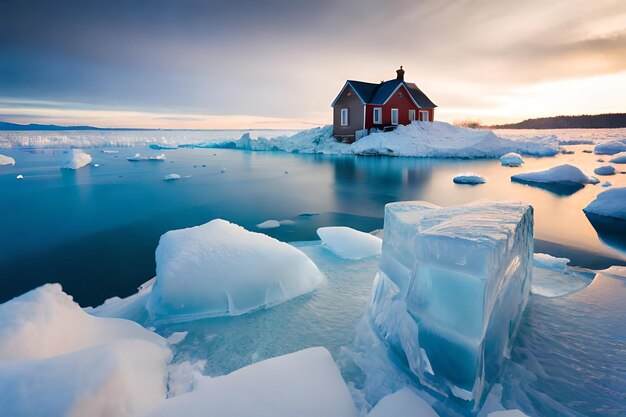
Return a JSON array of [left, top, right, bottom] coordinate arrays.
[[60, 149, 92, 170]]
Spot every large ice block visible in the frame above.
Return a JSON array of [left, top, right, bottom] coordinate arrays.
[[370, 200, 533, 409]]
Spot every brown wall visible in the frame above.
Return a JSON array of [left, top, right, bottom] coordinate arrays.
[[333, 85, 364, 138]]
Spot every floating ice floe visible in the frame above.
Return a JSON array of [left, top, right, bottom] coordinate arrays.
[[101, 149, 119, 154], [256, 220, 281, 229], [60, 149, 92, 170], [511, 164, 598, 194], [366, 388, 438, 417], [602, 182, 612, 187], [146, 219, 324, 321], [453, 173, 486, 184], [0, 153, 15, 165], [594, 165, 616, 176], [609, 152, 626, 164], [145, 347, 357, 417], [368, 200, 533, 409], [16, 174, 23, 180], [532, 253, 591, 297], [128, 153, 166, 162], [163, 173, 181, 181], [166, 331, 188, 345], [499, 152, 524, 167], [594, 141, 626, 155], [316, 226, 382, 260], [583, 187, 626, 221]]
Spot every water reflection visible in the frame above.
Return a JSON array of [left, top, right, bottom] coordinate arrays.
[[584, 213, 626, 253]]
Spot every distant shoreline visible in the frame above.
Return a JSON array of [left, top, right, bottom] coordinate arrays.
[[0, 121, 298, 132], [489, 113, 626, 129]]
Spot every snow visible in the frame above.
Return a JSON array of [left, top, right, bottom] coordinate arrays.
[[163, 173, 181, 181], [609, 152, 626, 163], [500, 152, 524, 167], [533, 253, 569, 270], [511, 164, 599, 187], [86, 278, 154, 322], [167, 331, 188, 345], [145, 347, 358, 417], [583, 187, 626, 221], [316, 226, 382, 260], [146, 219, 324, 321], [594, 140, 626, 155], [488, 411, 529, 417], [0, 153, 15, 165], [256, 219, 281, 229], [453, 173, 487, 184], [370, 200, 533, 408], [60, 149, 92, 170], [594, 165, 616, 175], [532, 253, 590, 297], [367, 388, 439, 417]]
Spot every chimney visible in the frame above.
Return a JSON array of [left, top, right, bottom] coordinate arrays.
[[396, 66, 405, 81]]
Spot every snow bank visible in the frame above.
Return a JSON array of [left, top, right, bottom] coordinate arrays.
[[594, 141, 626, 155], [583, 187, 626, 221], [60, 149, 92, 170], [194, 122, 560, 158], [500, 152, 524, 167], [256, 219, 281, 229], [0, 153, 15, 165], [511, 164, 598, 188], [316, 226, 382, 260], [0, 283, 165, 361], [367, 388, 438, 417], [145, 347, 357, 417], [453, 173, 486, 184], [594, 165, 615, 176], [609, 152, 626, 164], [146, 219, 324, 321], [163, 173, 181, 181]]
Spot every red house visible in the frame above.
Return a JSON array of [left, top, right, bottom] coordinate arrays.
[[331, 67, 437, 142]]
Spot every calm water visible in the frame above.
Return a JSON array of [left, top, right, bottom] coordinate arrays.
[[1, 144, 625, 306]]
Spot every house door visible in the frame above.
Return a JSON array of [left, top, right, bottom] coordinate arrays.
[[419, 110, 429, 121], [391, 108, 399, 125]]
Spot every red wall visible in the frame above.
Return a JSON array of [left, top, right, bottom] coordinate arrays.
[[364, 85, 434, 129]]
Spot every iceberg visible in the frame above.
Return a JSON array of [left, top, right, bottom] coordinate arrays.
[[60, 149, 92, 170], [593, 165, 615, 176], [369, 200, 533, 409], [256, 219, 281, 229], [511, 164, 598, 194], [366, 388, 439, 417], [583, 187, 626, 221], [316, 226, 382, 260], [0, 153, 15, 165], [146, 219, 324, 321], [128, 153, 165, 161], [145, 347, 358, 417], [609, 152, 626, 163], [499, 152, 524, 167], [453, 173, 487, 184], [163, 173, 181, 181], [594, 141, 626, 155]]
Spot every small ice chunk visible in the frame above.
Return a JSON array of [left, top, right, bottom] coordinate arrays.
[[0, 153, 16, 165], [500, 152, 524, 167], [256, 220, 281, 229], [511, 164, 598, 187], [16, 174, 24, 180], [145, 347, 357, 417], [316, 226, 382, 260], [602, 182, 612, 187], [61, 149, 92, 170], [609, 152, 626, 164], [167, 331, 188, 345], [533, 253, 569, 271], [594, 141, 626, 155], [453, 173, 486, 184], [93, 163, 100, 167], [594, 165, 615, 176], [163, 173, 182, 181], [367, 388, 438, 417], [101, 150, 119, 154], [583, 187, 626, 221], [146, 219, 324, 321]]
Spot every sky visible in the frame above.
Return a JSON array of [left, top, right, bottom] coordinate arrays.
[[1, 0, 625, 129]]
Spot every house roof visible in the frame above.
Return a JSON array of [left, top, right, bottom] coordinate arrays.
[[332, 79, 437, 108]]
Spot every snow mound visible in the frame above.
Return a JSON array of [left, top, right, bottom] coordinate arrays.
[[594, 141, 626, 155], [61, 149, 92, 170], [256, 220, 281, 229], [0, 339, 170, 417], [146, 219, 324, 321], [453, 173, 486, 184], [316, 226, 382, 260], [0, 283, 166, 362], [367, 388, 438, 417], [163, 173, 181, 181], [0, 153, 15, 165], [145, 347, 357, 417], [583, 187, 626, 221], [609, 152, 626, 164], [594, 165, 616, 176], [500, 152, 524, 167], [511, 164, 598, 187]]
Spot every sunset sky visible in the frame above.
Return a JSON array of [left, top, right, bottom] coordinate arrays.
[[1, 0, 625, 129]]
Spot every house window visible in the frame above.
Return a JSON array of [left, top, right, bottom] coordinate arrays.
[[419, 110, 429, 122], [391, 108, 399, 125], [373, 108, 382, 124], [409, 110, 416, 121], [341, 108, 349, 126]]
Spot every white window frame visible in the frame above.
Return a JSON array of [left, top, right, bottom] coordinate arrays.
[[341, 108, 349, 126], [391, 108, 399, 125], [373, 107, 382, 124], [419, 110, 429, 122], [409, 109, 416, 122]]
